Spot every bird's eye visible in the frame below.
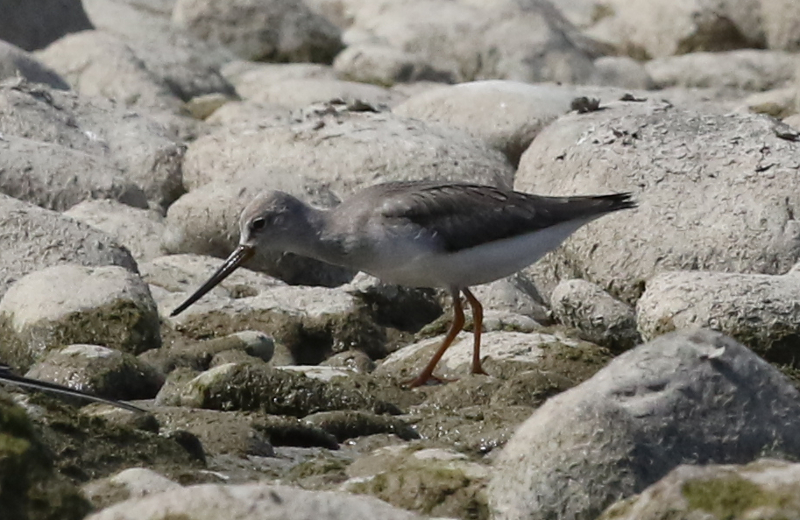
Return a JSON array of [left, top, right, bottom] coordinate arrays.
[[251, 217, 267, 231]]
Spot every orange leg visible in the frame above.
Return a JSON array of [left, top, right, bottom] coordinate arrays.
[[462, 287, 487, 375], [407, 289, 465, 387]]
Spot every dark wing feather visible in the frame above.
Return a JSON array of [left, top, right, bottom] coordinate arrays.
[[378, 183, 635, 253]]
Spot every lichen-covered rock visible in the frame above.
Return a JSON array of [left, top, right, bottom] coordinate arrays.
[[488, 329, 800, 520], [0, 393, 90, 520], [25, 344, 164, 401], [599, 459, 800, 520], [636, 269, 800, 365], [0, 265, 160, 370]]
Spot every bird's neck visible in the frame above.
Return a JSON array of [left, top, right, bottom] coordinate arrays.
[[285, 206, 350, 267]]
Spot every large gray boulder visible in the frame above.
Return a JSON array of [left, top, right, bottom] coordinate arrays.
[[515, 99, 800, 303], [0, 81, 184, 208], [86, 482, 424, 520], [0, 194, 137, 300], [172, 0, 343, 63], [636, 268, 800, 365], [488, 329, 800, 520]]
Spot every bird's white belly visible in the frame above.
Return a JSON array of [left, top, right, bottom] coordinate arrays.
[[362, 218, 592, 289]]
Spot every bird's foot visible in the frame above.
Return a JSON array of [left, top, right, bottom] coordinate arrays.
[[471, 365, 489, 376]]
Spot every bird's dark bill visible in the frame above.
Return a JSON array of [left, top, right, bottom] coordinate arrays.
[[170, 245, 255, 317]]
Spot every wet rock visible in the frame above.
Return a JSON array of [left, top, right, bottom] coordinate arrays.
[[0, 264, 160, 370], [393, 81, 628, 166], [516, 99, 800, 303], [163, 182, 354, 287], [25, 344, 164, 401], [154, 367, 202, 406], [0, 0, 92, 51], [488, 329, 800, 520], [645, 50, 800, 91], [172, 0, 343, 63], [0, 194, 137, 299], [86, 482, 425, 520], [0, 81, 185, 208], [164, 279, 386, 362], [141, 330, 273, 374], [82, 468, 181, 511], [0, 135, 148, 212], [551, 278, 640, 352], [321, 350, 376, 374], [344, 445, 489, 520], [153, 406, 274, 457], [176, 362, 390, 417], [376, 331, 609, 383], [256, 415, 339, 450], [181, 104, 514, 193], [304, 410, 419, 442], [637, 269, 800, 365], [0, 40, 69, 89], [0, 392, 91, 520], [599, 458, 800, 520], [64, 200, 166, 263], [333, 43, 454, 86]]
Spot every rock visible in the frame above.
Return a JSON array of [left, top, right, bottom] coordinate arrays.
[[279, 366, 354, 382], [0, 194, 137, 300], [344, 0, 605, 84], [761, 0, 800, 51], [182, 103, 514, 193], [63, 200, 166, 263], [488, 329, 800, 520], [304, 410, 419, 441], [599, 458, 800, 520], [175, 362, 388, 417], [25, 344, 164, 401], [140, 330, 274, 373], [81, 0, 237, 103], [393, 81, 629, 166], [153, 407, 275, 457], [0, 135, 148, 212], [0, 0, 93, 51], [183, 93, 230, 120], [82, 468, 182, 511], [375, 331, 609, 383], [645, 50, 800, 91], [586, 0, 765, 59], [0, 40, 69, 89], [741, 87, 799, 118], [589, 56, 655, 90], [333, 43, 454, 86], [0, 393, 90, 520], [0, 81, 185, 208], [551, 278, 639, 352], [204, 100, 292, 129], [85, 482, 424, 520], [463, 275, 551, 326], [343, 445, 488, 519], [0, 264, 160, 370], [223, 61, 337, 91], [321, 350, 376, 373], [172, 0, 343, 63], [235, 78, 405, 110], [174, 363, 394, 417], [36, 30, 185, 112], [515, 99, 800, 304], [636, 269, 800, 365]]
